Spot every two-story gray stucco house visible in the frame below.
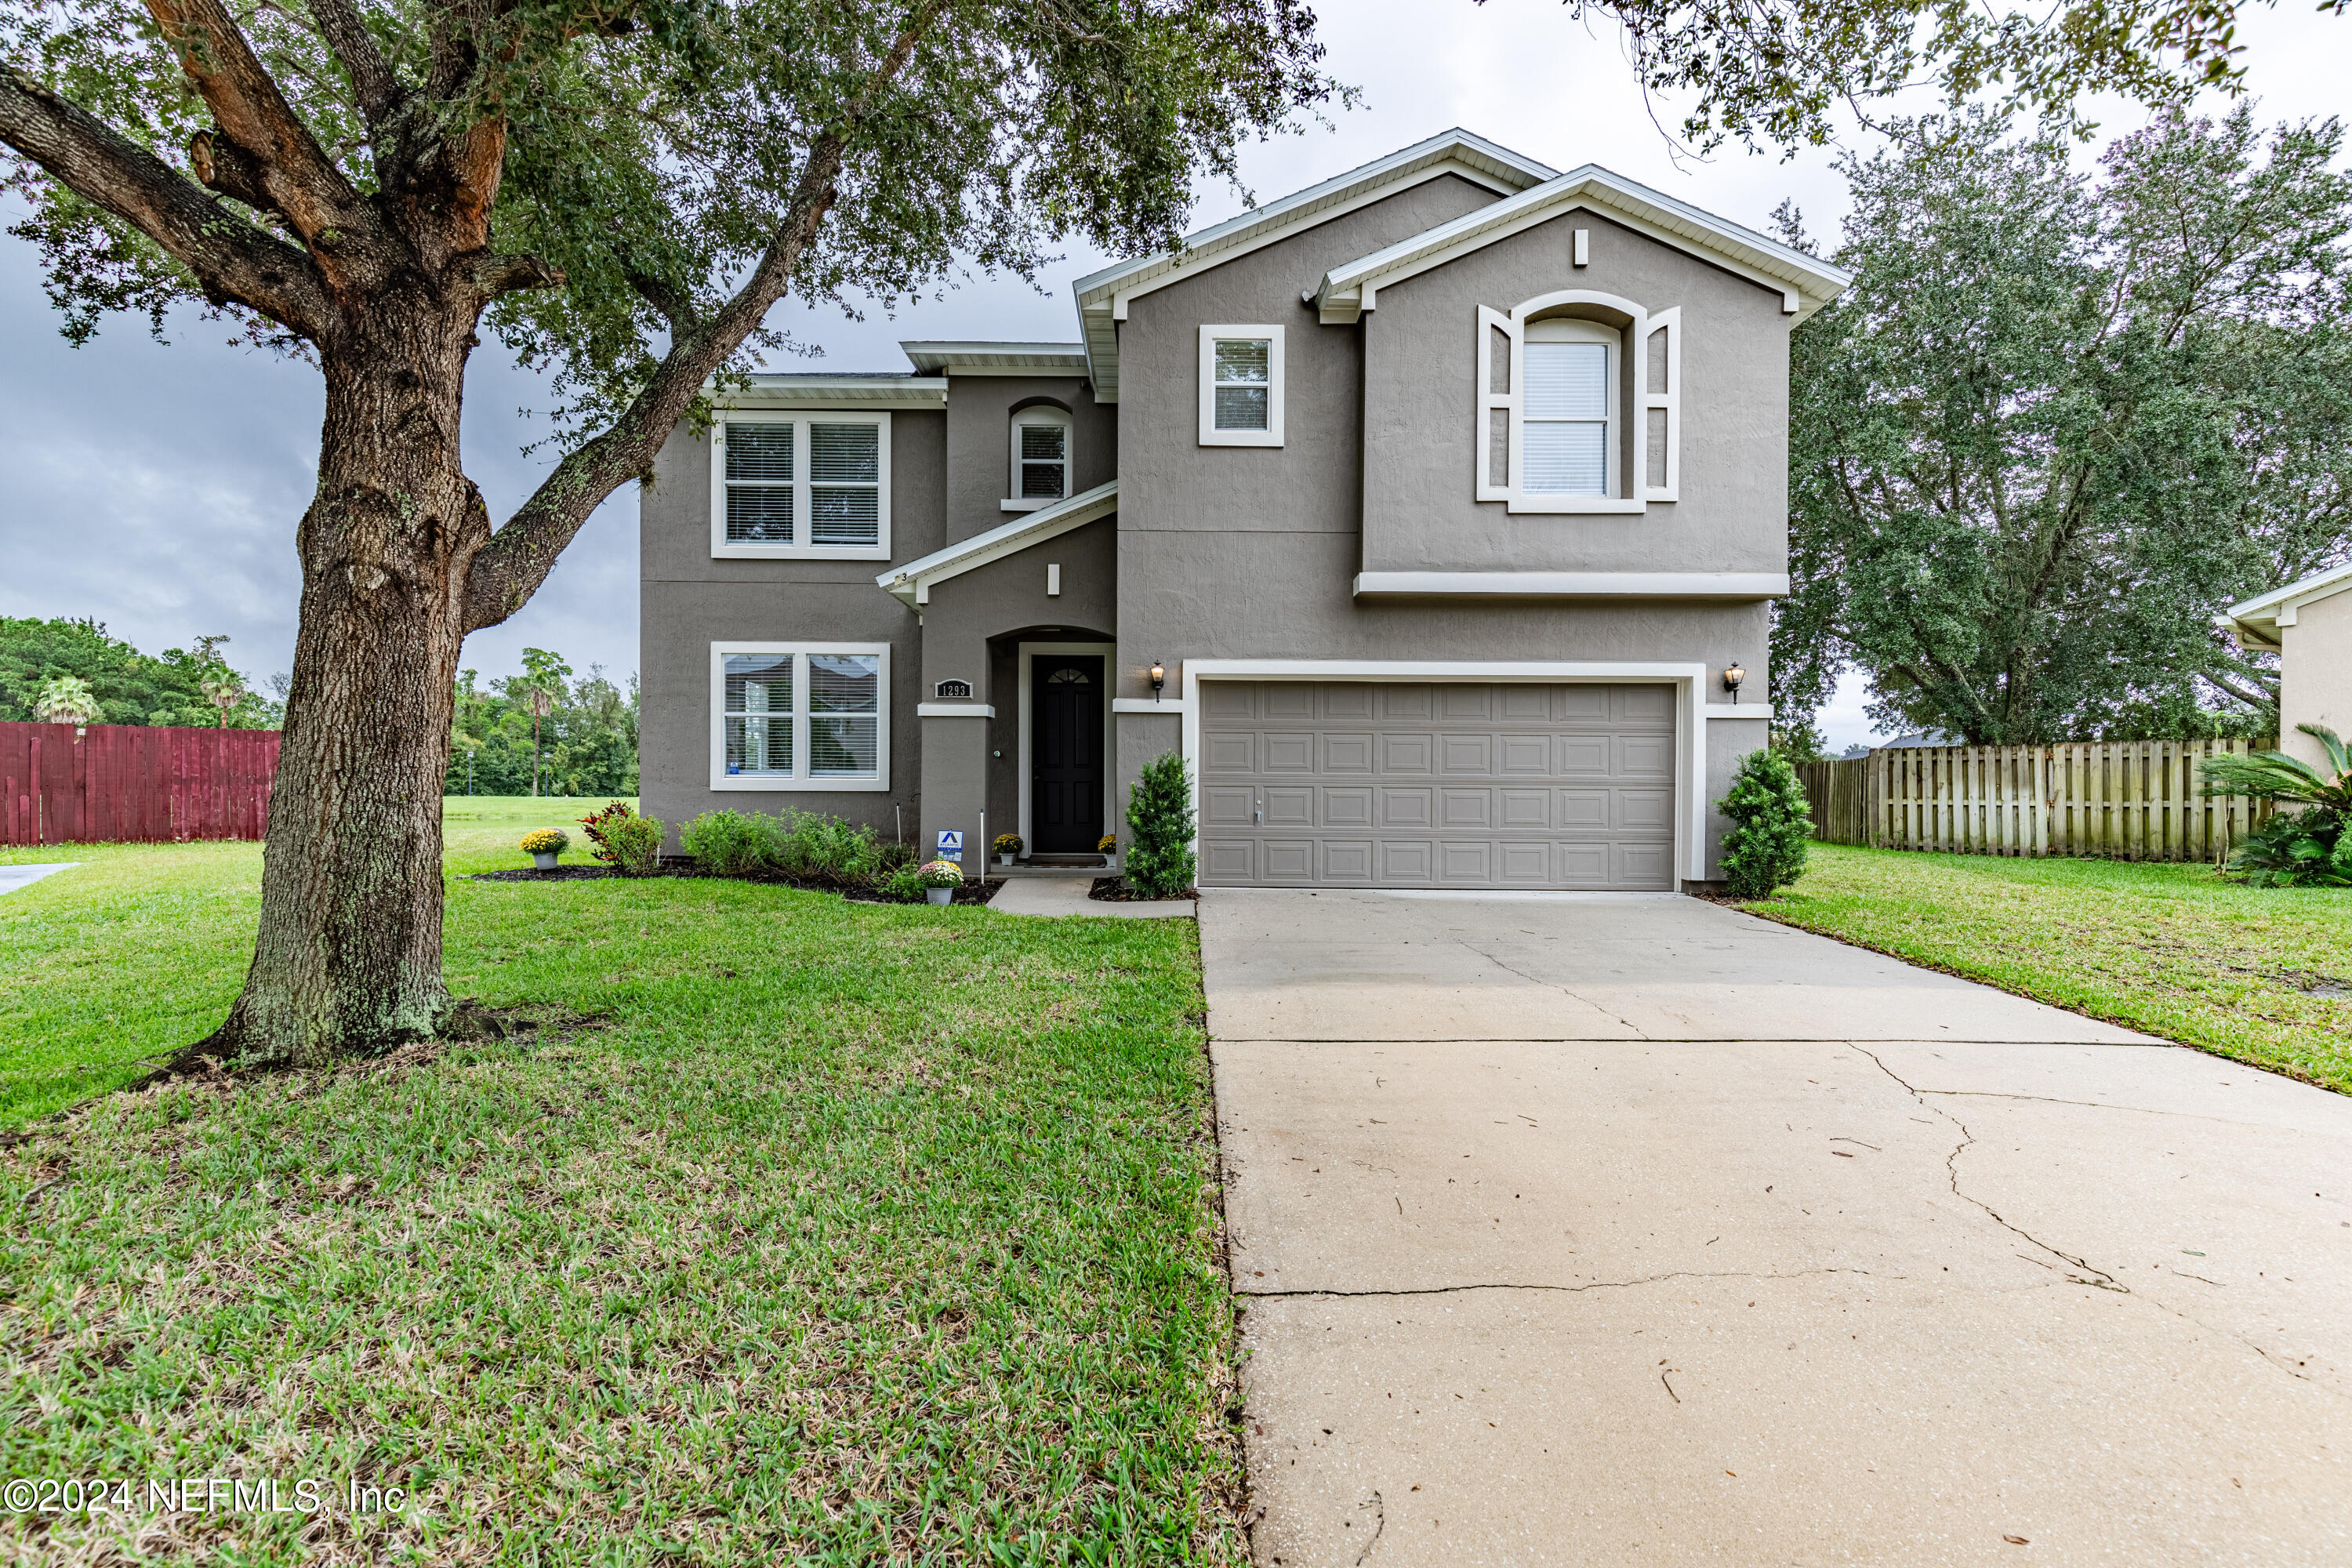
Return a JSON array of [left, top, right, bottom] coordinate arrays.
[[639, 129, 1850, 889]]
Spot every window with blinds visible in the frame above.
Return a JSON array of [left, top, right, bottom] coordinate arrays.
[[1009, 407, 1073, 505], [1522, 340, 1610, 495], [713, 645, 889, 789], [1475, 296, 1674, 513], [711, 414, 891, 557], [1199, 325, 1284, 446]]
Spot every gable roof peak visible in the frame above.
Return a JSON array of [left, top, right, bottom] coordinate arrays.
[[1073, 129, 1557, 400]]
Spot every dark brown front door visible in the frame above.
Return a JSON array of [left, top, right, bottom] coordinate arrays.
[[1033, 655, 1104, 853]]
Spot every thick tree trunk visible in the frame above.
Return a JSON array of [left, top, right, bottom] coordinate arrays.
[[199, 298, 489, 1068]]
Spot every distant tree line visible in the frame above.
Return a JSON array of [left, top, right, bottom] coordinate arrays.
[[0, 618, 280, 728], [448, 652, 638, 798], [1777, 105, 2352, 749]]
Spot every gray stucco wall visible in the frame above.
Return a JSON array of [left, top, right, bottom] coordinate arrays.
[[637, 408, 942, 848], [942, 376, 1116, 544], [1360, 208, 1792, 575], [1108, 175, 1777, 881]]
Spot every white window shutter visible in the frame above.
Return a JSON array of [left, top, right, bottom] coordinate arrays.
[[1475, 305, 1515, 502], [1642, 308, 1681, 503]]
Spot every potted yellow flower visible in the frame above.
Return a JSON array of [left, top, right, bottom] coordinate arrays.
[[1098, 833, 1119, 873], [993, 832, 1023, 866], [521, 827, 568, 871]]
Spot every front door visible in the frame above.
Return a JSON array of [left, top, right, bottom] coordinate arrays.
[[1033, 655, 1104, 853]]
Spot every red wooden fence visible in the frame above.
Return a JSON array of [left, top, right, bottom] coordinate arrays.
[[0, 722, 280, 845]]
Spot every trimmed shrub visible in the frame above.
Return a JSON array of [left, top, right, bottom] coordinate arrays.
[[604, 813, 664, 877], [1717, 748, 1813, 899], [1124, 751, 1196, 898], [681, 810, 773, 876]]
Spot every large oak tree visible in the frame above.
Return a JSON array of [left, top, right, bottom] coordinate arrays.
[[1, 0, 1337, 1064]]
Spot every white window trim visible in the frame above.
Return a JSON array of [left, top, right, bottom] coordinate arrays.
[[1178, 659, 1713, 884], [1002, 405, 1073, 512], [1017, 641, 1117, 854], [709, 411, 893, 560], [1198, 325, 1285, 447], [709, 641, 891, 792], [1478, 291, 1680, 514]]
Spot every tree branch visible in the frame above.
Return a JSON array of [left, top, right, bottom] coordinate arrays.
[[304, 0, 402, 129], [144, 0, 364, 245], [459, 0, 951, 632], [2198, 666, 2278, 710], [0, 65, 335, 338], [471, 250, 566, 298]]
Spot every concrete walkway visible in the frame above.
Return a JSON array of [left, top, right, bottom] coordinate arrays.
[[0, 862, 78, 896], [989, 874, 1194, 919], [1203, 889, 2352, 1566]]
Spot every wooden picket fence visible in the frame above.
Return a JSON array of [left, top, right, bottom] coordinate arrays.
[[1, 721, 280, 845], [1798, 739, 2273, 862]]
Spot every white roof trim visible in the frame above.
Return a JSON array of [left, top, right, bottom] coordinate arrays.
[[1315, 165, 1853, 325], [876, 480, 1118, 606], [1072, 129, 1557, 401], [720, 376, 946, 408], [898, 342, 1090, 376], [2223, 558, 2352, 641]]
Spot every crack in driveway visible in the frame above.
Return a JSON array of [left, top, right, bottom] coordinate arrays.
[[1451, 937, 1649, 1037], [1240, 1267, 1885, 1301]]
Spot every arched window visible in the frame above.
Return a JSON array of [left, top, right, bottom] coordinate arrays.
[[1477, 291, 1679, 514], [1008, 405, 1073, 509]]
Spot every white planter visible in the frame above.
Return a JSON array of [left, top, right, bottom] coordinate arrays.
[[997, 853, 1013, 866], [532, 852, 558, 870], [926, 887, 953, 906], [1102, 855, 1119, 875]]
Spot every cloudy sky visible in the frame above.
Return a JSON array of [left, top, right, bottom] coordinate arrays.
[[1, 0, 2339, 745]]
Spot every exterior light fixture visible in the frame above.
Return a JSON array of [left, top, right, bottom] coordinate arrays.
[[1149, 659, 1167, 698], [1722, 663, 1745, 703]]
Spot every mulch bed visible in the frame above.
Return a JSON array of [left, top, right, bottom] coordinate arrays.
[[469, 863, 1004, 906], [1089, 877, 1198, 902]]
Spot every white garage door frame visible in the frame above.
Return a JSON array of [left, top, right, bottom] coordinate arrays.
[[1178, 660, 1740, 886]]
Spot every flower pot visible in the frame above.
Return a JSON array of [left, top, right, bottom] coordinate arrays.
[[1102, 855, 1119, 874], [997, 853, 1013, 866], [926, 887, 953, 906], [532, 852, 558, 871]]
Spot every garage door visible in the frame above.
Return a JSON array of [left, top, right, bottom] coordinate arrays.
[[1196, 682, 1676, 889]]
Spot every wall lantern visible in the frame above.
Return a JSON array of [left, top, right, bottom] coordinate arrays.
[[1149, 659, 1167, 698], [1722, 663, 1745, 703]]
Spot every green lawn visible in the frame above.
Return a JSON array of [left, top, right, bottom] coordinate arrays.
[[1740, 844, 2352, 1091], [0, 800, 1240, 1561]]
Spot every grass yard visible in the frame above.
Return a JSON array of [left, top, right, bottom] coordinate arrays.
[[0, 800, 1240, 1561], [1740, 844, 2352, 1091]]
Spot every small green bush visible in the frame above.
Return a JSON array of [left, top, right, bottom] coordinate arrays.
[[576, 800, 637, 865], [681, 810, 773, 876], [880, 866, 926, 902], [876, 840, 916, 873], [2226, 810, 2350, 887], [1718, 748, 1813, 898], [1124, 751, 1196, 898], [604, 813, 664, 877], [772, 810, 886, 887]]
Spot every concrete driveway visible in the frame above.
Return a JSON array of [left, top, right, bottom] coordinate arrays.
[[1203, 890, 2352, 1566]]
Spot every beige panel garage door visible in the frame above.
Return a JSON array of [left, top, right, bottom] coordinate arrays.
[[1196, 682, 1677, 890]]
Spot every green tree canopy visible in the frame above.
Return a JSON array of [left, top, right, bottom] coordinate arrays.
[[0, 615, 274, 727], [1776, 104, 2352, 746]]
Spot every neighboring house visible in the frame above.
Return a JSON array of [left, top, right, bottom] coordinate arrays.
[[640, 129, 1849, 889], [1875, 730, 1961, 751], [2225, 562, 2352, 771]]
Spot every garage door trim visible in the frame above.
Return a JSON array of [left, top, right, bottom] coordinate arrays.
[[1177, 660, 1711, 885]]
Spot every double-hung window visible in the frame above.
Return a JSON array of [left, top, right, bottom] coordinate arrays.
[[1521, 318, 1615, 497], [713, 643, 889, 790], [1004, 406, 1073, 510], [710, 412, 891, 558], [1198, 325, 1284, 446]]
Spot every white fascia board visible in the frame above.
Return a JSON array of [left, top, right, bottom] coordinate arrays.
[[1072, 129, 1558, 400], [898, 341, 1089, 376], [1352, 571, 1790, 600], [2223, 559, 2352, 634], [721, 376, 947, 408], [1316, 166, 1853, 325], [875, 480, 1117, 606]]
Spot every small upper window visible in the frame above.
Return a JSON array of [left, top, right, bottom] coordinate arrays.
[[1006, 406, 1073, 510], [1521, 319, 1614, 497], [1199, 325, 1284, 447]]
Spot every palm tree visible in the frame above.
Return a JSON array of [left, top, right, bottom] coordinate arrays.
[[2199, 724, 2352, 814], [2200, 725, 2352, 887], [200, 666, 247, 728], [32, 674, 100, 727]]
